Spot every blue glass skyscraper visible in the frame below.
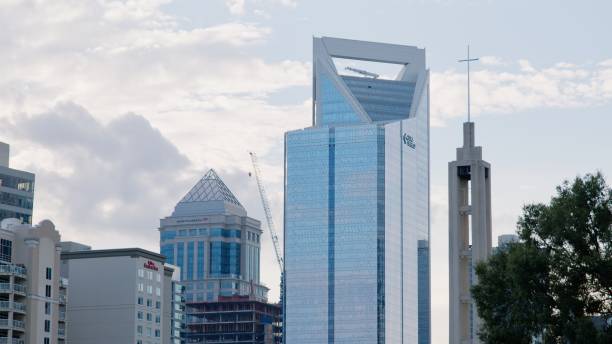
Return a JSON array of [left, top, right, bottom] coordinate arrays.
[[284, 37, 430, 343]]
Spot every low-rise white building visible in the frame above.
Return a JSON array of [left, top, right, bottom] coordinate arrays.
[[60, 247, 182, 344]]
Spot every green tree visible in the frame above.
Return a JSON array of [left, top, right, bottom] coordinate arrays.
[[472, 173, 612, 344]]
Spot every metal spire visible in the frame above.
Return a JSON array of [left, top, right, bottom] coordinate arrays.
[[458, 45, 479, 122]]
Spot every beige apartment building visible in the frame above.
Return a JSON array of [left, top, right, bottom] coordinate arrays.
[[0, 218, 64, 344]]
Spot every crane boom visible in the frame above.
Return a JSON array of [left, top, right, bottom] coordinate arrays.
[[249, 152, 284, 273]]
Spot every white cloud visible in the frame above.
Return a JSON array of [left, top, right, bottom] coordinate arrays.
[[0, 0, 311, 302], [431, 57, 612, 126], [480, 55, 505, 66], [273, 0, 297, 7], [225, 0, 246, 15], [2, 102, 193, 246]]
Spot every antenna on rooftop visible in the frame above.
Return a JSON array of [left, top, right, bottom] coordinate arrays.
[[458, 45, 479, 123], [345, 66, 380, 79]]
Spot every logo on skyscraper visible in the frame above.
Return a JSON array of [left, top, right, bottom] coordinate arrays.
[[402, 133, 416, 149]]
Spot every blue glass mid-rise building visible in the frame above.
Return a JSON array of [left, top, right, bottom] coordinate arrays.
[[159, 169, 281, 343], [284, 37, 430, 343], [0, 142, 34, 224]]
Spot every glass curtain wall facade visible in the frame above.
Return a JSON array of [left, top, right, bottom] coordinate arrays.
[[0, 143, 35, 224], [159, 170, 267, 303], [284, 37, 430, 344], [159, 169, 272, 343]]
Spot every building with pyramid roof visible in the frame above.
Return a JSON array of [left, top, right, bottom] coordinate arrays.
[[159, 169, 281, 343], [171, 169, 246, 217]]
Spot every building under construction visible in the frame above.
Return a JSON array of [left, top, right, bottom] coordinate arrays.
[[159, 169, 283, 344], [186, 295, 281, 343]]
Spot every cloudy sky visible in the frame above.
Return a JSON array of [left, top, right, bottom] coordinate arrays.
[[2, 0, 611, 342]]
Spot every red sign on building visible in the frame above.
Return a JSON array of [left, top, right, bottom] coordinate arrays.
[[144, 260, 159, 271]]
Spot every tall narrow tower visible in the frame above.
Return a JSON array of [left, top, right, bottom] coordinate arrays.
[[449, 122, 492, 344]]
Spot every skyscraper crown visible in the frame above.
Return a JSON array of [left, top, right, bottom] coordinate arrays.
[[172, 169, 246, 217], [313, 36, 427, 127]]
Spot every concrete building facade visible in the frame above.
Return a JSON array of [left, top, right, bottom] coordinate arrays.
[[448, 122, 492, 344], [0, 218, 63, 344], [0, 143, 35, 224], [60, 248, 181, 344], [284, 37, 431, 343]]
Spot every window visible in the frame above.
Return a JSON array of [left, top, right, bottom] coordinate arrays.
[[156, 287, 161, 296], [44, 320, 50, 332], [44, 339, 49, 344], [147, 285, 153, 294], [45, 302, 51, 315], [197, 241, 205, 279], [161, 244, 174, 265], [155, 301, 161, 309], [155, 315, 160, 323], [137, 283, 144, 292], [137, 297, 144, 305], [155, 329, 160, 337], [176, 242, 185, 280], [146, 313, 152, 321], [146, 299, 152, 307], [147, 270, 153, 280], [187, 241, 194, 280], [156, 273, 161, 282], [146, 327, 152, 337], [0, 239, 11, 262], [137, 341, 143, 344], [160, 230, 176, 241], [46, 267, 52, 280], [137, 325, 143, 334], [209, 242, 241, 277], [138, 269, 144, 278], [137, 311, 143, 320], [45, 285, 51, 298]]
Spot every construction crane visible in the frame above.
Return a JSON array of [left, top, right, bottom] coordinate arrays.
[[248, 152, 284, 273], [345, 66, 380, 79]]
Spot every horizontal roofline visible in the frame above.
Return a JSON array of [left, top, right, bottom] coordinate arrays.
[[61, 247, 165, 262], [318, 36, 425, 66]]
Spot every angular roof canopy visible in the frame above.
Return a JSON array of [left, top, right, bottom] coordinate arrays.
[[312, 36, 428, 127], [172, 169, 246, 217]]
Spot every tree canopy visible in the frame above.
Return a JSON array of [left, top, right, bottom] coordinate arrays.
[[472, 172, 612, 343]]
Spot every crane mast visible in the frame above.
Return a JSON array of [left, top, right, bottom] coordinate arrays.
[[249, 152, 284, 273]]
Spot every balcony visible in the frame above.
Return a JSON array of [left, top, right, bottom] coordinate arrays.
[[59, 278, 68, 289], [58, 328, 65, 338], [0, 301, 26, 313], [59, 311, 66, 321], [0, 319, 25, 331], [0, 338, 25, 344], [0, 283, 26, 295], [0, 265, 26, 279], [59, 295, 66, 304]]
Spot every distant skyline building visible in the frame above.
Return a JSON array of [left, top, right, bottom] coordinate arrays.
[[448, 122, 492, 344], [159, 169, 280, 343], [0, 143, 35, 224], [284, 37, 431, 343]]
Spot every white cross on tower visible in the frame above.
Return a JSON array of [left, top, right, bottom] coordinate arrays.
[[458, 45, 479, 123]]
